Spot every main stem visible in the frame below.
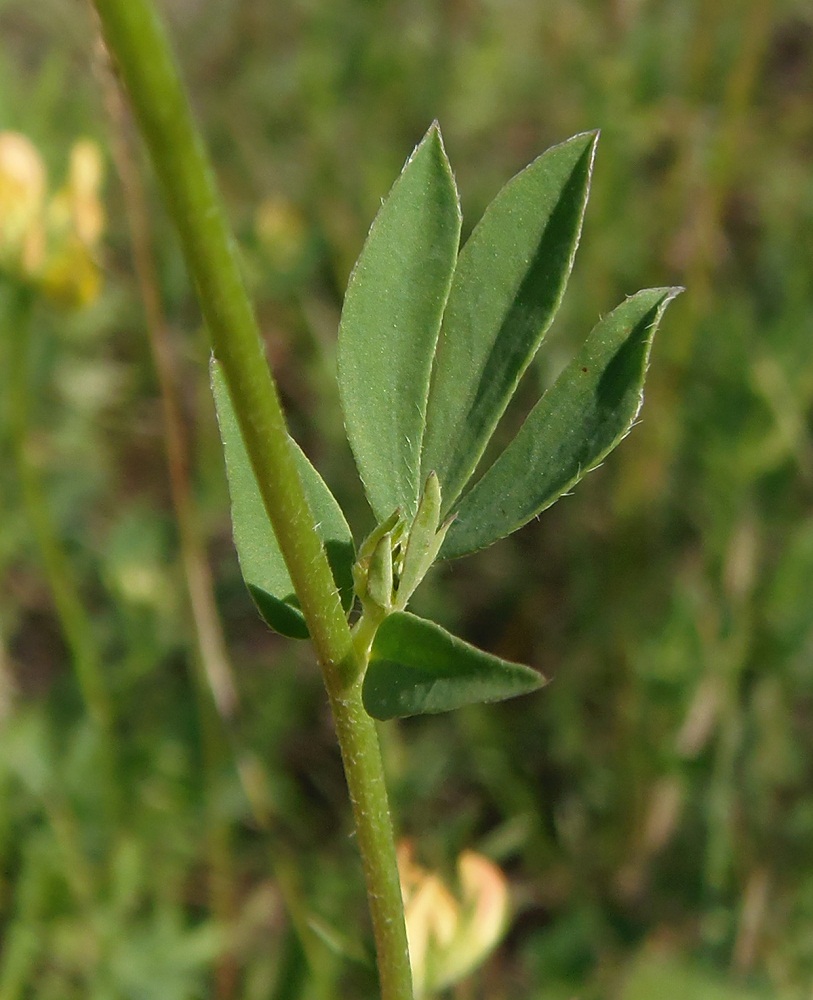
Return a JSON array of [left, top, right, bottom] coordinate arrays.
[[87, 2, 412, 997]]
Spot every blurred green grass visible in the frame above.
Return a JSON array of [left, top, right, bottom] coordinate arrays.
[[1, 0, 812, 996]]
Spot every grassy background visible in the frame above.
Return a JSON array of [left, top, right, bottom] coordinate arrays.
[[1, 0, 813, 997]]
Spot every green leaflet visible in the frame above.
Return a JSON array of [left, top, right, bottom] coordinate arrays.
[[442, 288, 683, 559], [338, 122, 461, 522], [211, 361, 354, 638], [362, 612, 544, 720], [421, 131, 598, 514]]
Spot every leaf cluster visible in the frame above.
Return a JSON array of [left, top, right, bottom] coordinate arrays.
[[214, 124, 680, 719]]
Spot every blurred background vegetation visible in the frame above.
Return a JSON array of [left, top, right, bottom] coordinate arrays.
[[1, 0, 812, 997]]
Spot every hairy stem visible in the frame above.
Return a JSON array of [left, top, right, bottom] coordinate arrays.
[[87, 2, 412, 996]]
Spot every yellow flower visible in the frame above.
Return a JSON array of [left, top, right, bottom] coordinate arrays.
[[0, 131, 105, 308], [0, 131, 47, 278], [398, 841, 510, 998]]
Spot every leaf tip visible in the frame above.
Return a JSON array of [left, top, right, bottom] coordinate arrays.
[[560, 129, 599, 187], [583, 128, 600, 173], [419, 119, 445, 152], [647, 285, 685, 322], [566, 128, 600, 154]]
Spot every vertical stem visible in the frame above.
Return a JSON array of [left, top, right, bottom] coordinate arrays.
[[327, 678, 412, 1000], [86, 2, 412, 997]]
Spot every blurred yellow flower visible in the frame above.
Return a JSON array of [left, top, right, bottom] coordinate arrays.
[[0, 131, 47, 278], [0, 131, 105, 308], [398, 841, 510, 998]]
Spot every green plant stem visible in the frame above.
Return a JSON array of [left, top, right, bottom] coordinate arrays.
[[327, 678, 410, 992], [88, 2, 412, 997]]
